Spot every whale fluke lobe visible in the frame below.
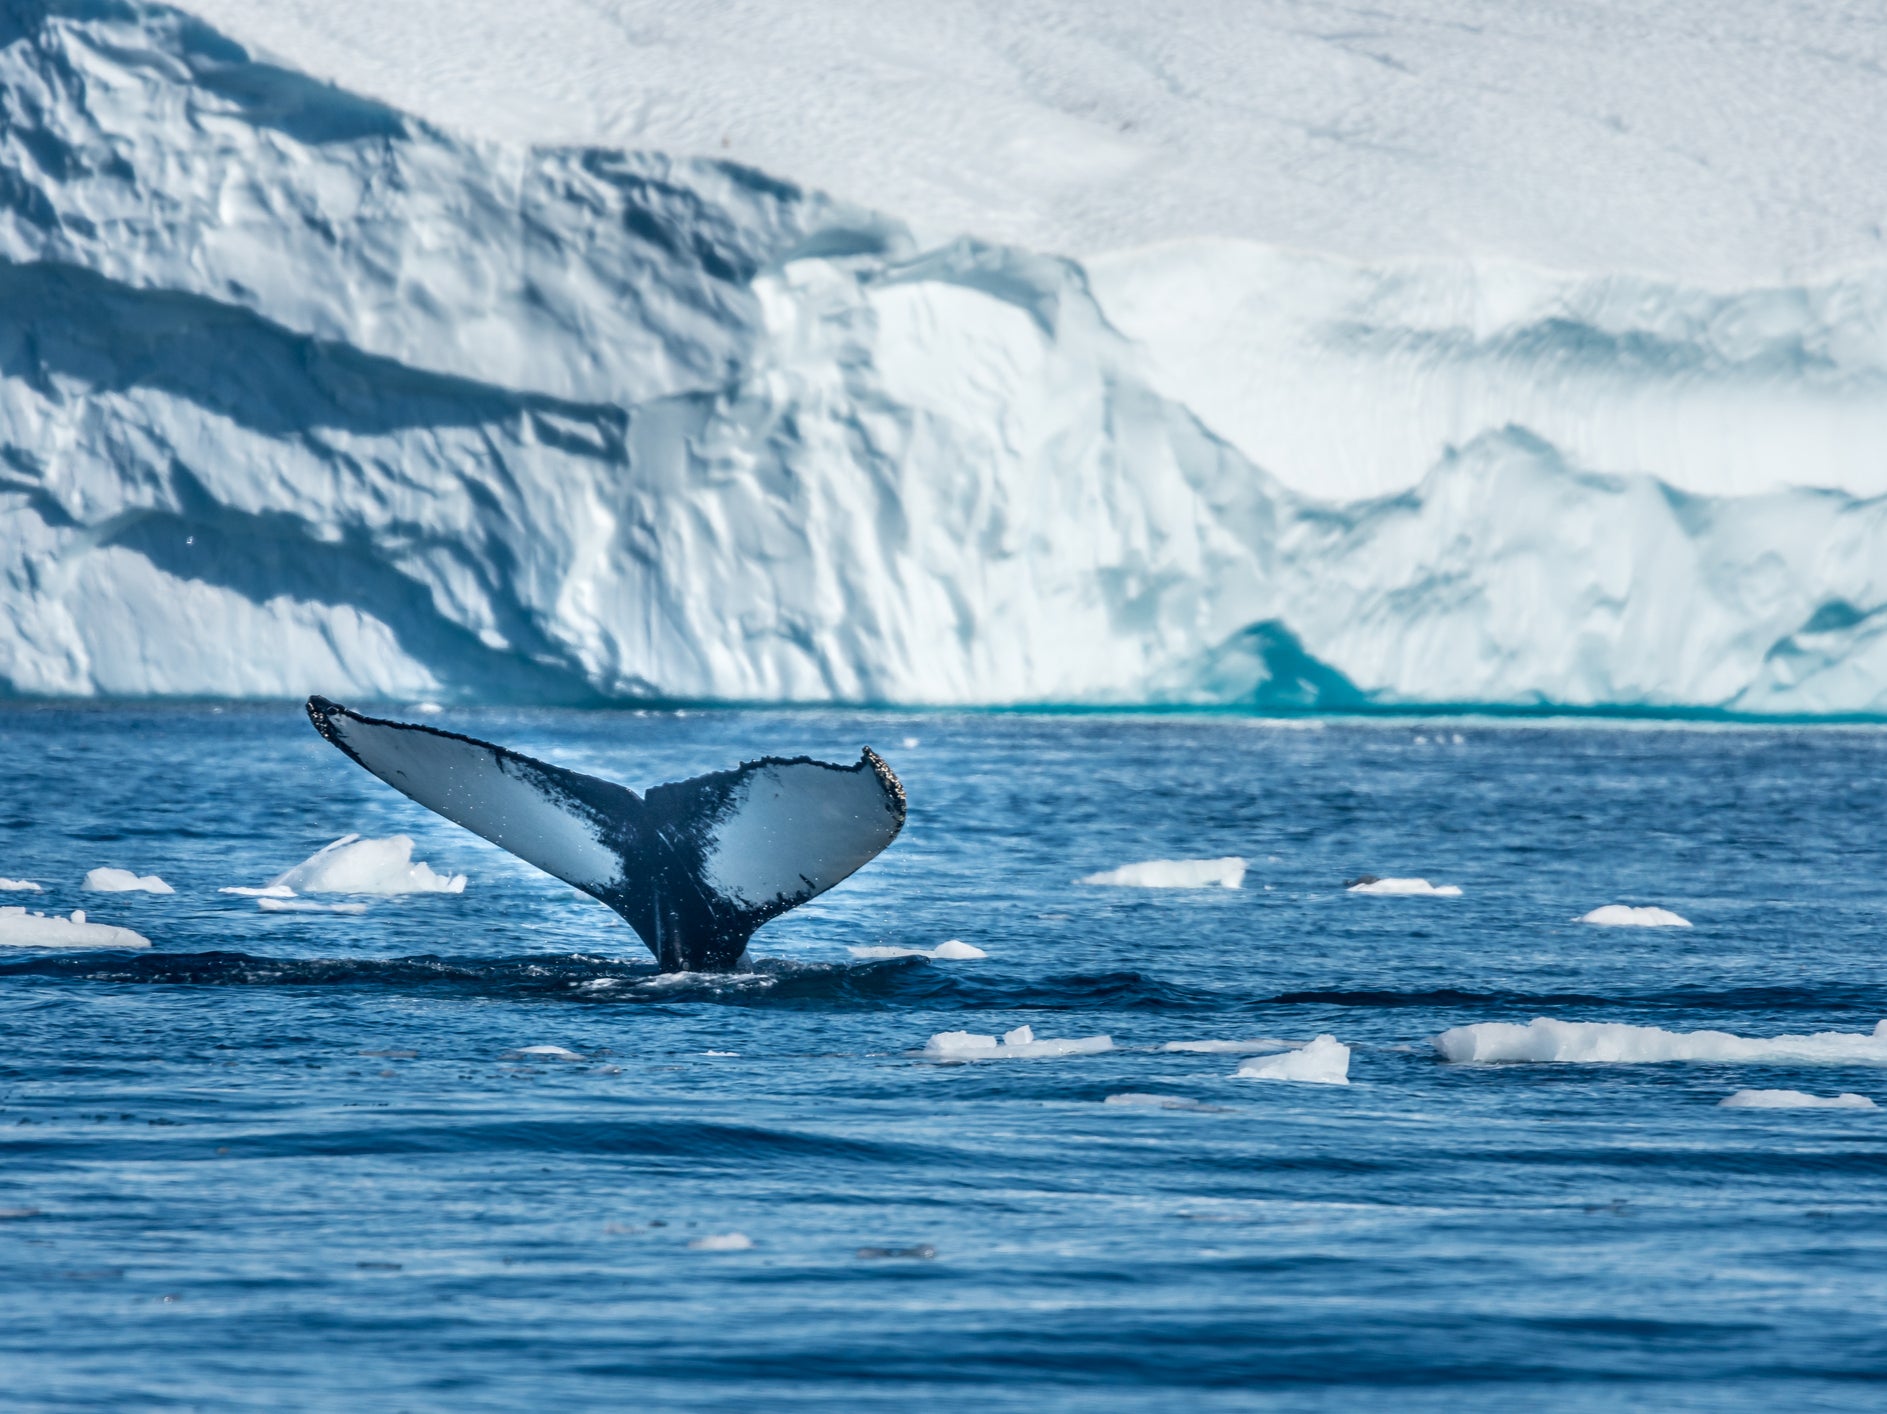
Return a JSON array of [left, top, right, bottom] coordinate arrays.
[[304, 697, 906, 971]]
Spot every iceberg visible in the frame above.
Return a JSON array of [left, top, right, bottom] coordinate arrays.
[[0, 906, 150, 949], [2, 4, 1886, 713], [82, 868, 174, 894], [1346, 877, 1462, 898], [1437, 1017, 1887, 1066], [1579, 906, 1692, 928], [1234, 1035, 1352, 1086], [267, 836, 466, 896]]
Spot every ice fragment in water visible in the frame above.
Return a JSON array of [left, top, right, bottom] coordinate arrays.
[[1079, 857, 1245, 888], [689, 1232, 753, 1251], [1579, 904, 1691, 927], [847, 939, 986, 960], [219, 885, 295, 898], [503, 1045, 585, 1061], [1437, 1017, 1887, 1065], [1345, 876, 1461, 897], [1720, 1090, 1876, 1109], [82, 868, 173, 894], [0, 906, 150, 949], [1235, 1035, 1351, 1084], [0, 878, 41, 892], [269, 834, 465, 895], [924, 1028, 1113, 1060]]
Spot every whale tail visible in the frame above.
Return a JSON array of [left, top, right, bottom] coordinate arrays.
[[304, 697, 906, 970]]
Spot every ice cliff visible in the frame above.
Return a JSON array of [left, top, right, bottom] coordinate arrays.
[[3, 0, 1885, 712]]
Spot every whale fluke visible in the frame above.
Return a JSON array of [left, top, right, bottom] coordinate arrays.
[[304, 697, 906, 971]]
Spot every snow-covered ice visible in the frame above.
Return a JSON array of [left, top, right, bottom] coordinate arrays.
[[0, 906, 150, 949], [4, 3, 1887, 713], [1438, 1018, 1887, 1066], [81, 868, 173, 894], [1080, 859, 1245, 889], [1721, 1090, 1877, 1110], [848, 940, 987, 961], [1347, 878, 1462, 898], [0, 878, 42, 892], [269, 836, 466, 896], [924, 1025, 1113, 1061], [1580, 905, 1693, 928], [1235, 1035, 1352, 1086]]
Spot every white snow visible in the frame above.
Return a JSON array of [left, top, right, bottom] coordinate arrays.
[[1163, 1039, 1290, 1055], [1580, 906, 1693, 928], [0, 878, 41, 892], [0, 906, 150, 949], [2, 4, 1886, 713], [923, 1025, 1113, 1061], [1080, 859, 1245, 889], [688, 1232, 753, 1252], [1721, 1089, 1877, 1110], [270, 836, 466, 896], [848, 940, 987, 961], [1348, 878, 1462, 898], [1438, 1018, 1887, 1066], [1234, 1035, 1352, 1086], [256, 898, 369, 914], [81, 868, 173, 895]]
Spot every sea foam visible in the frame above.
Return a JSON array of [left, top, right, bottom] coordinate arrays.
[[924, 1025, 1113, 1061], [1079, 858, 1245, 888], [0, 906, 150, 949], [1234, 1035, 1351, 1085], [1438, 1017, 1887, 1065], [1579, 905, 1692, 927], [848, 940, 987, 960], [82, 867, 173, 894], [268, 835, 466, 896]]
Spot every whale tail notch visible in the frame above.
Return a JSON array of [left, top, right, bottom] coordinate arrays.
[[304, 697, 906, 970]]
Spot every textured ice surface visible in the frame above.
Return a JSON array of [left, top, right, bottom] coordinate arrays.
[[0, 906, 150, 949], [1348, 878, 1462, 898], [1080, 859, 1246, 889], [1235, 1035, 1351, 1086], [1721, 1090, 1877, 1110], [1439, 1018, 1887, 1065], [270, 836, 466, 897], [4, 4, 1887, 712], [81, 868, 174, 894], [0, 878, 41, 891], [924, 1025, 1113, 1061], [1580, 905, 1692, 928], [848, 940, 986, 961]]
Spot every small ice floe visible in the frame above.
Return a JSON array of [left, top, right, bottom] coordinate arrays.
[[923, 1024, 1113, 1061], [1079, 857, 1245, 889], [257, 898, 368, 914], [502, 1045, 585, 1061], [702, 1050, 740, 1057], [1579, 905, 1692, 928], [848, 939, 987, 960], [689, 1232, 753, 1251], [1345, 876, 1461, 897], [0, 878, 41, 892], [219, 885, 295, 898], [0, 906, 150, 949], [1234, 1034, 1351, 1085], [270, 835, 466, 895], [1721, 1090, 1877, 1109], [82, 867, 173, 894], [1104, 1092, 1209, 1110], [1162, 1038, 1290, 1055], [1437, 1017, 1887, 1065]]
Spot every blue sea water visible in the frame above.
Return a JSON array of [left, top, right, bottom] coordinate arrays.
[[3, 705, 1886, 1411]]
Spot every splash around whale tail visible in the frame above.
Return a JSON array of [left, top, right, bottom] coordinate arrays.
[[304, 697, 906, 971]]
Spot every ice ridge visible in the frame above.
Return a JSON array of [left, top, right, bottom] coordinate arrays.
[[3, 3, 1887, 713]]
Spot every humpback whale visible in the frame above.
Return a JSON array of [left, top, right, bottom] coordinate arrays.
[[304, 697, 906, 971]]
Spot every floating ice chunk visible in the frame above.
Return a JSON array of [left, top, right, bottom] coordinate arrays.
[[1079, 857, 1245, 888], [0, 878, 41, 892], [270, 835, 466, 895], [847, 939, 987, 960], [1437, 1017, 1887, 1065], [257, 897, 368, 914], [1235, 1034, 1351, 1084], [689, 1232, 753, 1251], [1163, 1038, 1290, 1054], [923, 1025, 1113, 1060], [1579, 905, 1692, 928], [1346, 876, 1461, 897], [0, 906, 150, 949], [1721, 1089, 1877, 1109], [702, 1050, 740, 1057], [1104, 1092, 1208, 1110], [503, 1045, 585, 1061], [219, 885, 295, 898], [82, 867, 173, 894]]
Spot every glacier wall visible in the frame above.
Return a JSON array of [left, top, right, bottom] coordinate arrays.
[[2, 0, 1886, 712]]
